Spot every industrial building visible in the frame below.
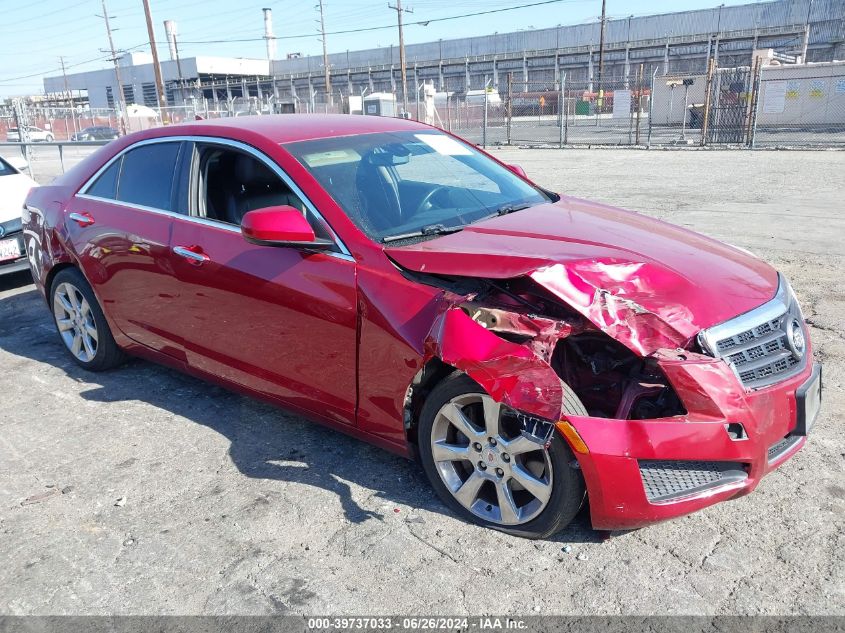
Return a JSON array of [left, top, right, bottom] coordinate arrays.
[[42, 52, 269, 110], [42, 0, 844, 109]]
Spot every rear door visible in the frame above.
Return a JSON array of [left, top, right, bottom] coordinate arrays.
[[68, 139, 189, 359], [166, 140, 359, 425]]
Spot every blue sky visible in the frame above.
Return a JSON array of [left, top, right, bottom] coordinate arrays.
[[1, 0, 755, 97]]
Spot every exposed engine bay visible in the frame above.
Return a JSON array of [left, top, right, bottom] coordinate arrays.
[[408, 270, 688, 421]]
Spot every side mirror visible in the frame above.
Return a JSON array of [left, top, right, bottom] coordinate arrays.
[[240, 206, 333, 249], [507, 164, 527, 179]]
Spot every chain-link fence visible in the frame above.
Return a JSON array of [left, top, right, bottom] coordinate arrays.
[[753, 64, 845, 147], [3, 61, 844, 150]]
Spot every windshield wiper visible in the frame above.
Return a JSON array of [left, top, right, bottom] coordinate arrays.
[[470, 201, 535, 225], [381, 223, 466, 243], [493, 201, 533, 216]]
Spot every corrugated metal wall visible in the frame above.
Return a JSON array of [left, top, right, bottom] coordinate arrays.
[[271, 0, 844, 76]]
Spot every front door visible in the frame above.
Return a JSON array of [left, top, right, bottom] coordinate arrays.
[[167, 141, 358, 425]]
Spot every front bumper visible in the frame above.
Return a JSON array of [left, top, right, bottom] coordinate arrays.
[[562, 351, 820, 530]]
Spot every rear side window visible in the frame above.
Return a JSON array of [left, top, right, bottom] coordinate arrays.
[[117, 142, 181, 210], [86, 158, 121, 199]]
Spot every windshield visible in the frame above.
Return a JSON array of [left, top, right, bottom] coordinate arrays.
[[285, 130, 548, 242]]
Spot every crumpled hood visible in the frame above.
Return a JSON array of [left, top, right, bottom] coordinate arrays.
[[385, 197, 778, 356]]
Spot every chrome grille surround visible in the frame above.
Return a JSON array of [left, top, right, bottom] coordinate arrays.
[[697, 275, 807, 390]]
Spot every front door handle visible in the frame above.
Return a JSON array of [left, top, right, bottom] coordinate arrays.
[[173, 245, 210, 265], [69, 212, 95, 227]]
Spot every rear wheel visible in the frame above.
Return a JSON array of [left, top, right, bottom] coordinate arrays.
[[50, 268, 126, 371], [418, 373, 587, 539]]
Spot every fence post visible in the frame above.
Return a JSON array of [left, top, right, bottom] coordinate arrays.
[[559, 72, 565, 148], [635, 63, 644, 145], [746, 59, 762, 148], [749, 63, 763, 149], [700, 58, 716, 147], [647, 68, 658, 148], [483, 78, 489, 148], [506, 73, 512, 146]]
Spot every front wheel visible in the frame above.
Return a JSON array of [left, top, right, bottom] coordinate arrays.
[[418, 373, 587, 539], [45, 134, 54, 142], [50, 268, 126, 371]]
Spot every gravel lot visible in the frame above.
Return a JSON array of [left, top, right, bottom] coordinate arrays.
[[0, 146, 843, 615]]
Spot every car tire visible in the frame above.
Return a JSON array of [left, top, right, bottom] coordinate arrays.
[[45, 134, 54, 143], [50, 267, 126, 371], [418, 372, 587, 539]]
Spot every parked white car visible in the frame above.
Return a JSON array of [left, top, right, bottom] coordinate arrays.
[[6, 126, 54, 142], [0, 155, 37, 276]]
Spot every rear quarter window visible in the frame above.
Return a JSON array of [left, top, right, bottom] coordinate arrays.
[[86, 158, 121, 199], [116, 142, 182, 210]]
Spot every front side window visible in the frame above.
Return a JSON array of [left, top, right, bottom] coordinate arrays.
[[285, 131, 548, 242], [117, 142, 181, 210], [192, 143, 333, 242]]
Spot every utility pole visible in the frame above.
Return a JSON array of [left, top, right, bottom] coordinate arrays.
[[317, 0, 331, 101], [141, 0, 167, 111], [99, 0, 127, 134], [801, 0, 813, 62], [597, 0, 607, 86], [389, 0, 413, 115], [59, 56, 79, 136]]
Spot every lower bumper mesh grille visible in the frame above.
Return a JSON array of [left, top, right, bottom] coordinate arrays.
[[639, 460, 747, 503], [768, 435, 802, 463]]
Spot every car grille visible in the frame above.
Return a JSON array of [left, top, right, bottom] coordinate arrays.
[[698, 276, 806, 389], [718, 313, 801, 387], [639, 460, 747, 503]]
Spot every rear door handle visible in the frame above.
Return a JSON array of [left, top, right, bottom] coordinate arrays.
[[68, 212, 95, 227], [173, 245, 210, 265]]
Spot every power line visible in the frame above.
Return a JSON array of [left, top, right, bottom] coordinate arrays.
[[0, 45, 147, 84], [173, 0, 579, 44]]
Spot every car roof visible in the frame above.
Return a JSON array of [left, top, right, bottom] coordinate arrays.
[[141, 114, 433, 144]]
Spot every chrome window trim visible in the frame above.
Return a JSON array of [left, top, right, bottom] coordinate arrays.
[[77, 134, 353, 261]]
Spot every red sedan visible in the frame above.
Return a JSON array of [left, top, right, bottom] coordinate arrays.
[[22, 115, 821, 538]]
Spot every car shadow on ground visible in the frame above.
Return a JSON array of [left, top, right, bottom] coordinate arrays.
[[0, 273, 602, 544]]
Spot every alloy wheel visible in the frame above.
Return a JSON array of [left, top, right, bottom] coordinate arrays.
[[430, 393, 553, 526], [53, 282, 98, 363]]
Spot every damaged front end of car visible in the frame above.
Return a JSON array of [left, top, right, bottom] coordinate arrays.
[[398, 261, 811, 530]]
